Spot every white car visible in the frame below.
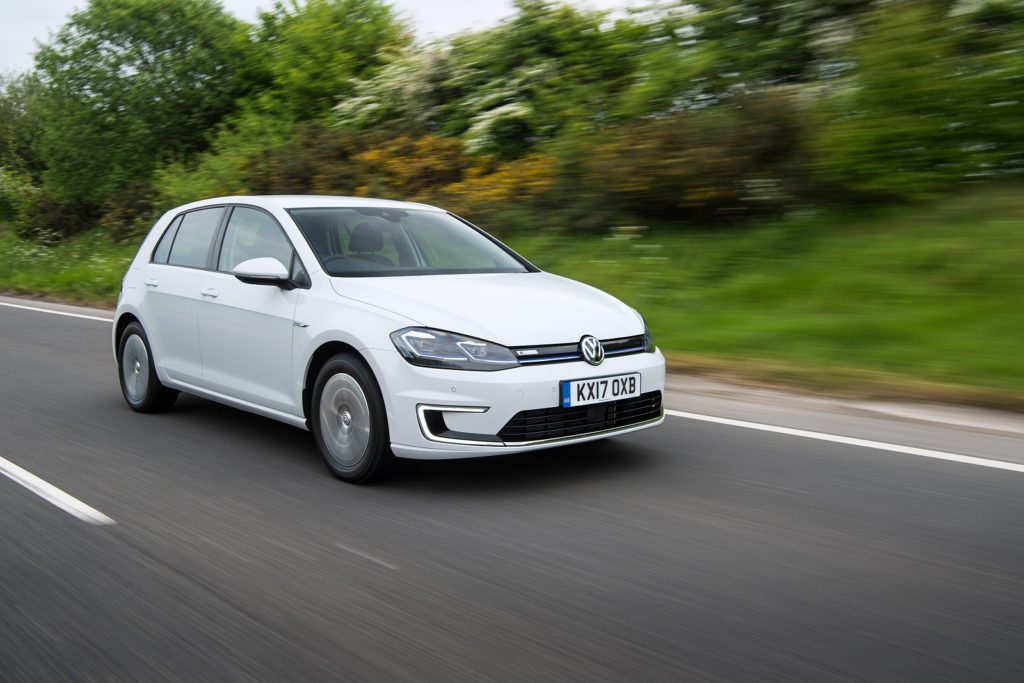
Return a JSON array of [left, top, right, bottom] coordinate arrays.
[[114, 196, 665, 482]]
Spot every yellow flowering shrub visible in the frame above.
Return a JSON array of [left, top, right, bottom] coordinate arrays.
[[441, 153, 559, 216], [351, 134, 468, 201]]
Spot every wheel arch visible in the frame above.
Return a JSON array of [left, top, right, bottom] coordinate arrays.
[[302, 341, 377, 424], [114, 312, 141, 355]]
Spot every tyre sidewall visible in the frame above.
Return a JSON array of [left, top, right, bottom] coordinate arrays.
[[117, 322, 162, 412], [311, 354, 391, 483]]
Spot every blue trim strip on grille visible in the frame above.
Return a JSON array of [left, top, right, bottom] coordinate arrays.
[[519, 354, 581, 364]]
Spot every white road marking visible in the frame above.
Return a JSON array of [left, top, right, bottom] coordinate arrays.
[[335, 542, 398, 570], [0, 301, 113, 323], [666, 409, 1024, 474], [0, 455, 116, 525]]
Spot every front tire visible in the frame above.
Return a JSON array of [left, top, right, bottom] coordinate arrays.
[[118, 322, 178, 413], [311, 353, 393, 483]]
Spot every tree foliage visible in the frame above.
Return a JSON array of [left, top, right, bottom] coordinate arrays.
[[4, 0, 1024, 240], [336, 0, 643, 156], [33, 0, 258, 204], [0, 74, 44, 177], [256, 0, 411, 120], [333, 49, 450, 134], [816, 0, 1024, 199], [688, 0, 877, 87]]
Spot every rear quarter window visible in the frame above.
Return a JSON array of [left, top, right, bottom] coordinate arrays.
[[151, 215, 183, 264]]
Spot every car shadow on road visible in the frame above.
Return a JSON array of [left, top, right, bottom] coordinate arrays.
[[159, 394, 661, 493], [145, 394, 324, 471], [384, 438, 659, 495]]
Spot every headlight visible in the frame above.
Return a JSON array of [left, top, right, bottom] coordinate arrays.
[[390, 327, 519, 371], [641, 315, 656, 353]]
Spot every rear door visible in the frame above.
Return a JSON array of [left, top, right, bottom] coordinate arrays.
[[197, 205, 305, 415], [142, 206, 225, 386]]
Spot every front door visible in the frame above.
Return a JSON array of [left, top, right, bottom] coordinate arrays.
[[197, 206, 302, 415]]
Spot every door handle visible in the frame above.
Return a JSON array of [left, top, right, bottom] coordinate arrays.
[[144, 278, 159, 288], [200, 288, 219, 298]]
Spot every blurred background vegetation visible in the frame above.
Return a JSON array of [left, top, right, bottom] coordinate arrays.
[[1, 0, 1023, 402]]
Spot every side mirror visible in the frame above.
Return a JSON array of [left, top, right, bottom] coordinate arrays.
[[232, 257, 294, 289]]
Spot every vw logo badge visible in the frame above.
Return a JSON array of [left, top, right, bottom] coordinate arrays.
[[580, 335, 605, 366]]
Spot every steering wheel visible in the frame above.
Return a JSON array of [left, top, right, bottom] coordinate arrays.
[[321, 255, 349, 268]]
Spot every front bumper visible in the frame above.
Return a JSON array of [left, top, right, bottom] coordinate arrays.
[[363, 347, 666, 459]]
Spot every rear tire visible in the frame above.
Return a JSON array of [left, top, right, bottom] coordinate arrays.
[[311, 353, 393, 483], [117, 322, 178, 413]]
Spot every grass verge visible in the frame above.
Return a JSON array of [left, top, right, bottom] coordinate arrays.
[[505, 186, 1024, 406], [0, 227, 133, 307]]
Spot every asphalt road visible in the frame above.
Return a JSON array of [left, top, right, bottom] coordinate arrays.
[[2, 299, 1024, 682]]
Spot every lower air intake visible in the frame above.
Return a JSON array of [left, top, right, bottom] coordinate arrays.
[[498, 391, 662, 443]]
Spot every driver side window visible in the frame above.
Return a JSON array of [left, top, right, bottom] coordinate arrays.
[[218, 207, 295, 272]]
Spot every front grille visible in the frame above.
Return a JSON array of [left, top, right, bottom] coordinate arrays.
[[512, 335, 647, 366], [498, 391, 662, 443]]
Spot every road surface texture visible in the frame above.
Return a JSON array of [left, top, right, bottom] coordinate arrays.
[[2, 296, 1023, 682]]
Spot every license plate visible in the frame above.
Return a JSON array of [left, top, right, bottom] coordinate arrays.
[[561, 373, 641, 408]]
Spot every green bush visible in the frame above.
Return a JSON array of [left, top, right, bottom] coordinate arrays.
[[583, 90, 810, 222], [98, 183, 160, 242], [245, 122, 368, 196], [0, 167, 34, 221], [154, 98, 297, 207], [15, 189, 100, 244]]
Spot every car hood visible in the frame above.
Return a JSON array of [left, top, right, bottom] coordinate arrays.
[[330, 272, 643, 346]]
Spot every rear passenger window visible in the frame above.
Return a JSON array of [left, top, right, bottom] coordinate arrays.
[[218, 206, 295, 272], [168, 207, 224, 269], [151, 215, 182, 264]]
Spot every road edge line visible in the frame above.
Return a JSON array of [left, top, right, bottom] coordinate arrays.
[[0, 301, 113, 323], [665, 409, 1024, 474]]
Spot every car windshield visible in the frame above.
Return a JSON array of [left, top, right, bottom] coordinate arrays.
[[287, 207, 531, 277]]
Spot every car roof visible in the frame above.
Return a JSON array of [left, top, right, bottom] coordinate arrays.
[[175, 195, 445, 213]]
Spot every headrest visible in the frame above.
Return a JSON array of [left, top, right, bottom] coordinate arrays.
[[349, 222, 384, 253]]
